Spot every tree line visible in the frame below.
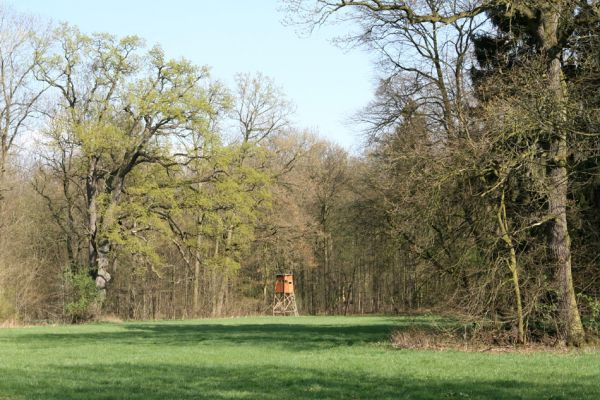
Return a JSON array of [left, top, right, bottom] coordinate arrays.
[[0, 1, 599, 346]]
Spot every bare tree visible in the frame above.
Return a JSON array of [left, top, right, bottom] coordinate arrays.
[[234, 72, 294, 145], [0, 6, 48, 213]]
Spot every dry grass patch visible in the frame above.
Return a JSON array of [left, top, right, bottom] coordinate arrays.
[[95, 314, 123, 323], [0, 319, 21, 328], [390, 327, 597, 353]]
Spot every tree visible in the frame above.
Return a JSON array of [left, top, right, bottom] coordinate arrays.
[[153, 73, 288, 317], [287, 0, 600, 345], [0, 6, 48, 214], [469, 1, 600, 345], [0, 6, 52, 323], [234, 72, 294, 146], [36, 25, 219, 302]]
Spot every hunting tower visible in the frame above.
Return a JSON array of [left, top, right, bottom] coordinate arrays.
[[272, 273, 299, 316]]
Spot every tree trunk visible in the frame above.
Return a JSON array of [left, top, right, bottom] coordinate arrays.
[[192, 230, 202, 317], [0, 133, 7, 215], [548, 136, 584, 346], [87, 155, 114, 302], [95, 239, 111, 300], [540, 6, 585, 346], [86, 157, 99, 278], [498, 190, 525, 344], [211, 235, 220, 316]]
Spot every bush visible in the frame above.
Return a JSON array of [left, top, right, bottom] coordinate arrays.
[[578, 293, 600, 337], [64, 269, 99, 323]]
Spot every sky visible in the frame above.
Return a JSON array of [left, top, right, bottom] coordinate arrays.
[[10, 0, 376, 151]]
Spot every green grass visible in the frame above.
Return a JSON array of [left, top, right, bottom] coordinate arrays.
[[0, 315, 598, 399]]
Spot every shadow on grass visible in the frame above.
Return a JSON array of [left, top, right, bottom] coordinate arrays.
[[11, 319, 441, 351], [1, 361, 595, 400], [2, 319, 599, 399]]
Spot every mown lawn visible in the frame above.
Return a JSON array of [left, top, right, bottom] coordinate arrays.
[[0, 315, 598, 399]]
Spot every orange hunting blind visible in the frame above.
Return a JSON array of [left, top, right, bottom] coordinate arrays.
[[272, 273, 299, 316], [275, 273, 294, 294]]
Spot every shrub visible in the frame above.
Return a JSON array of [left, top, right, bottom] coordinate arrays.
[[578, 293, 600, 337], [64, 269, 99, 323]]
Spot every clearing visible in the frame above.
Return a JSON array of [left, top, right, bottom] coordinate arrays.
[[0, 315, 598, 399]]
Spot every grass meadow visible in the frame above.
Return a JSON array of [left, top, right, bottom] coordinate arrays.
[[0, 315, 598, 399]]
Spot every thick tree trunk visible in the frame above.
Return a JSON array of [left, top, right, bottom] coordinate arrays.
[[547, 131, 584, 345], [86, 174, 111, 308], [540, 7, 585, 346], [87, 157, 99, 276], [95, 239, 112, 299], [547, 138, 584, 346], [86, 156, 113, 301]]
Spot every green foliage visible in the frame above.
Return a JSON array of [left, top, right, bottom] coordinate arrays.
[[205, 256, 240, 276], [63, 269, 99, 322], [74, 121, 132, 158], [579, 294, 600, 336]]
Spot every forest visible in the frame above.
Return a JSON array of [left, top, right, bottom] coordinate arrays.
[[0, 0, 599, 349]]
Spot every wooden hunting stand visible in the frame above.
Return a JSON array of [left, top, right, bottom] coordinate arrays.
[[272, 273, 299, 316]]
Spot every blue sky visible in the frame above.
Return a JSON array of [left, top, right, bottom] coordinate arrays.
[[10, 0, 375, 150]]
